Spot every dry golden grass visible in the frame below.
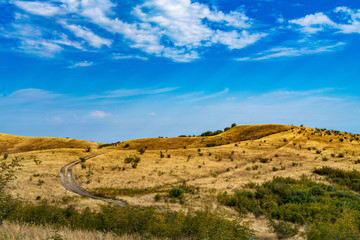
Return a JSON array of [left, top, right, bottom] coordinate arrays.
[[0, 221, 158, 240], [0, 133, 99, 154], [109, 124, 292, 150], [2, 124, 360, 239]]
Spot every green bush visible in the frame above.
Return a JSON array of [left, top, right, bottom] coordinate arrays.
[[269, 219, 299, 239], [218, 175, 360, 238], [169, 187, 185, 199]]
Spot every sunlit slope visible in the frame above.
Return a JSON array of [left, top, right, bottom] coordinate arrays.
[[0, 133, 99, 153], [110, 124, 292, 150]]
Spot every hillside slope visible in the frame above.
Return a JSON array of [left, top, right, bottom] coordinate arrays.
[[0, 133, 99, 153], [109, 124, 292, 150]]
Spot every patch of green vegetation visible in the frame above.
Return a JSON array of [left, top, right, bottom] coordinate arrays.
[[314, 166, 360, 192], [218, 175, 360, 239]]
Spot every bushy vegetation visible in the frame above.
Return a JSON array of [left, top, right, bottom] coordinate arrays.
[[218, 176, 360, 239], [0, 198, 254, 239], [199, 123, 237, 137], [314, 166, 360, 192]]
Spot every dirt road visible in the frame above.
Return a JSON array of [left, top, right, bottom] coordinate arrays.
[[60, 154, 127, 206]]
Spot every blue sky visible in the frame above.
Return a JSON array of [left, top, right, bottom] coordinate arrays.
[[0, 0, 360, 142]]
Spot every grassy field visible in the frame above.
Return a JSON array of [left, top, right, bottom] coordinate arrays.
[[1, 124, 360, 239]]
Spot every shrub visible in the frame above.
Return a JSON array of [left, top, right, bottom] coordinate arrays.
[[259, 158, 271, 163], [169, 187, 185, 199], [337, 153, 344, 158], [123, 143, 130, 148], [3, 154, 8, 160], [85, 147, 91, 152], [124, 156, 141, 164], [206, 142, 217, 147], [269, 219, 299, 239], [231, 123, 236, 128], [138, 148, 145, 155], [154, 194, 161, 202]]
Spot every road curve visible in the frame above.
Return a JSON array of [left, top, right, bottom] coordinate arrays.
[[60, 154, 127, 207]]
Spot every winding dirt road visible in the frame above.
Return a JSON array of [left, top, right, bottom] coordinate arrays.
[[60, 154, 127, 206]]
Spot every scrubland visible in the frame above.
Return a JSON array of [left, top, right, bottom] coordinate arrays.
[[1, 124, 360, 239]]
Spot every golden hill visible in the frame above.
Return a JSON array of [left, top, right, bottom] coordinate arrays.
[[109, 124, 292, 150], [0, 133, 99, 154]]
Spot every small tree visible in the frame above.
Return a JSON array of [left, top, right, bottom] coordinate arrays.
[[231, 123, 237, 128]]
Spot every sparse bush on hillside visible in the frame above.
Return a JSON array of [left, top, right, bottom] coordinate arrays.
[[205, 142, 217, 147], [231, 123, 236, 128], [169, 187, 184, 199], [3, 153, 8, 160], [124, 156, 140, 164], [123, 143, 130, 148], [85, 147, 91, 152], [154, 193, 161, 202], [138, 148, 145, 155], [259, 158, 271, 163]]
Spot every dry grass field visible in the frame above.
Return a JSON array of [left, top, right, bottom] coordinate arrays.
[[0, 221, 164, 240], [2, 124, 360, 239]]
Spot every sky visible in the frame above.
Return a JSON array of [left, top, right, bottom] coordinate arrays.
[[0, 0, 360, 143]]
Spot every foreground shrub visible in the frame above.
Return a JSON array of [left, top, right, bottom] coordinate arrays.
[[1, 200, 254, 240], [218, 175, 360, 238]]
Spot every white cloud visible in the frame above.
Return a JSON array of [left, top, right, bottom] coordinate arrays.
[[290, 7, 360, 34], [112, 54, 148, 61], [58, 0, 263, 62], [87, 87, 178, 99], [1, 23, 84, 57], [212, 30, 266, 50], [90, 110, 111, 119], [13, 1, 63, 17], [333, 7, 360, 34], [61, 22, 112, 48], [68, 61, 94, 68], [18, 38, 64, 57], [289, 12, 336, 33], [237, 41, 345, 61], [0, 88, 61, 105], [147, 112, 157, 117]]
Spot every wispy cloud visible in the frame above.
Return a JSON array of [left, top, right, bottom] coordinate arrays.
[[68, 61, 94, 68], [189, 88, 229, 102], [89, 110, 111, 119], [13, 1, 64, 17], [236, 41, 345, 61], [112, 54, 148, 61], [0, 88, 61, 105], [87, 87, 178, 100], [60, 22, 112, 48]]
